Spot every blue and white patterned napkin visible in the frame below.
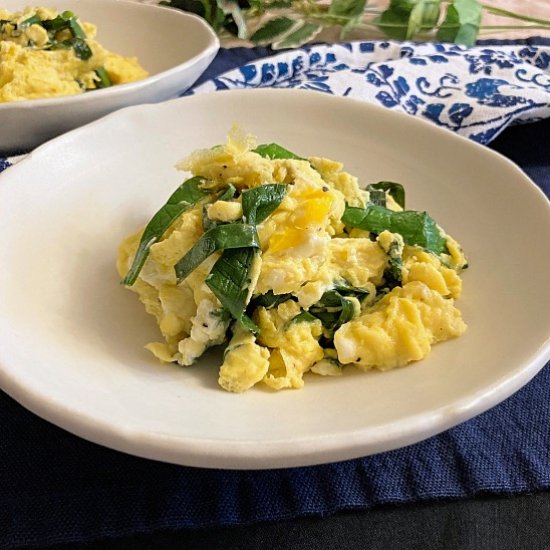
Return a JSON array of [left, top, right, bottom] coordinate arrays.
[[190, 41, 550, 144]]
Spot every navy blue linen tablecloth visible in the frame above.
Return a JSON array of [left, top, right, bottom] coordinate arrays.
[[1, 43, 550, 549]]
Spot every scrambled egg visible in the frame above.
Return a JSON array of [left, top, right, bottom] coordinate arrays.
[[0, 7, 148, 102], [118, 128, 468, 393]]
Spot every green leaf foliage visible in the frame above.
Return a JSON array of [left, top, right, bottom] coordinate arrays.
[[218, 184, 237, 201], [94, 67, 112, 88], [308, 290, 357, 331], [206, 248, 259, 332], [67, 37, 92, 60], [159, 0, 206, 15], [122, 176, 208, 286], [342, 204, 447, 254], [384, 256, 403, 289], [332, 281, 371, 296], [407, 0, 440, 38], [249, 290, 293, 309], [253, 143, 305, 160], [382, 238, 404, 289], [374, 8, 408, 40], [162, 0, 550, 49], [367, 186, 386, 207], [367, 181, 406, 208], [242, 184, 287, 224], [175, 223, 260, 283], [436, 0, 482, 46], [377, 0, 441, 40], [272, 22, 322, 49], [329, 0, 368, 36], [217, 0, 248, 38], [19, 14, 41, 29], [290, 310, 319, 325], [24, 10, 95, 60], [248, 0, 293, 11], [68, 16, 86, 38], [250, 16, 294, 43], [160, 0, 226, 30], [328, 0, 367, 19]]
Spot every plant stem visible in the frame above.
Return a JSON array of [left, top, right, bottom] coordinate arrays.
[[480, 3, 550, 26], [477, 26, 550, 36], [316, 20, 548, 31], [478, 24, 550, 30]]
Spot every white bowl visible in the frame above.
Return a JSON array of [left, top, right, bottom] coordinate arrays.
[[0, 0, 219, 153]]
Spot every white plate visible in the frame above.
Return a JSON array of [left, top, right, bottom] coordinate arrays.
[[0, 0, 219, 153], [0, 89, 549, 469]]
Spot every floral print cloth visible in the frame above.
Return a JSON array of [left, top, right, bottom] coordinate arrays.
[[190, 41, 550, 144]]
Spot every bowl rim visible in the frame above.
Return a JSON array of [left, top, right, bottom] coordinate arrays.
[[0, 0, 220, 110]]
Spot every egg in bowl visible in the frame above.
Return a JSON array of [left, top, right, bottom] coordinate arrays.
[[0, 6, 148, 102], [0, 0, 219, 153]]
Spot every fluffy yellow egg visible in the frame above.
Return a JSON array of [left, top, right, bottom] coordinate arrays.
[[334, 281, 466, 370], [118, 128, 468, 393], [0, 7, 148, 102]]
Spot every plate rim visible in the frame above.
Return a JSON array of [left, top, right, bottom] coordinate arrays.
[[0, 342, 547, 469]]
